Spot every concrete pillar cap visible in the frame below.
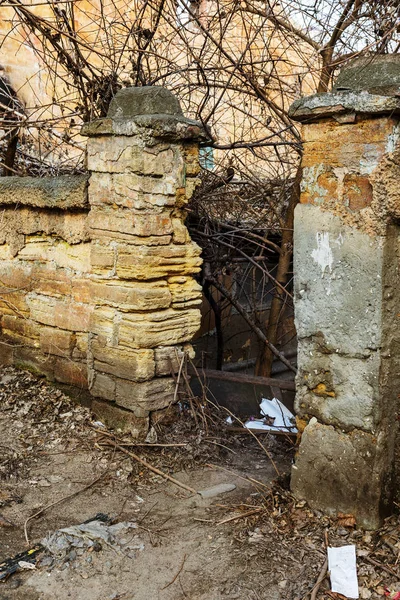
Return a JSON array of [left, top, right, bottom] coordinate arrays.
[[107, 86, 184, 119], [81, 86, 209, 142], [289, 54, 400, 123]]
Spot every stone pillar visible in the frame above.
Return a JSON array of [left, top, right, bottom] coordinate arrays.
[[82, 86, 207, 438], [289, 55, 400, 529]]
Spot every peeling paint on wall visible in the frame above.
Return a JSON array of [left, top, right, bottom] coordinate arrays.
[[386, 123, 400, 154], [311, 231, 333, 278]]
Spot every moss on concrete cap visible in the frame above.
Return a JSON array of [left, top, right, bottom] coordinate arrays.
[[334, 54, 400, 93], [0, 174, 89, 209], [107, 86, 183, 118]]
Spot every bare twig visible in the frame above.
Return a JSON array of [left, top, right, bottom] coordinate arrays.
[[309, 558, 328, 600], [217, 508, 262, 525], [111, 442, 197, 496], [365, 556, 400, 579], [160, 554, 187, 590]]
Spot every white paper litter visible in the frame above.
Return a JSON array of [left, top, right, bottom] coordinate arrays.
[[328, 545, 359, 599], [244, 397, 297, 433]]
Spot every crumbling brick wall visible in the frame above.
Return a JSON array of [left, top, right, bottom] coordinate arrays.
[[0, 174, 91, 387], [0, 86, 206, 438]]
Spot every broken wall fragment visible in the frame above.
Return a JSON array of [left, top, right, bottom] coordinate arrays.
[[290, 54, 400, 529], [0, 86, 207, 439]]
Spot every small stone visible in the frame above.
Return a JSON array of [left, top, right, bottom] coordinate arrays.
[[199, 483, 236, 499], [8, 578, 22, 589], [67, 550, 77, 562], [37, 478, 51, 487], [48, 475, 64, 484]]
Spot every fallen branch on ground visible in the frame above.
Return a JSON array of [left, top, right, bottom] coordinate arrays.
[[92, 426, 187, 447], [309, 558, 328, 600], [217, 508, 262, 525], [104, 440, 198, 496], [161, 553, 187, 590], [365, 556, 400, 579]]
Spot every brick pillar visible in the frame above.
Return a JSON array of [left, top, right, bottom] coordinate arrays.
[[289, 55, 400, 529], [82, 87, 207, 438]]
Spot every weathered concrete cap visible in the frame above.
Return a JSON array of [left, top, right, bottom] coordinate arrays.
[[289, 90, 400, 122], [289, 53, 400, 122], [82, 85, 209, 141], [0, 174, 89, 209], [334, 54, 400, 93], [107, 86, 184, 119]]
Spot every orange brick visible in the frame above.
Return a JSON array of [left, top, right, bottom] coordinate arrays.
[[0, 264, 32, 290], [32, 266, 72, 298], [0, 291, 30, 317], [40, 327, 74, 358], [28, 296, 92, 332], [91, 244, 115, 274], [71, 279, 92, 303], [54, 357, 88, 387], [2, 315, 40, 346]]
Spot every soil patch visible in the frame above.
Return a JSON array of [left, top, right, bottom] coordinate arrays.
[[0, 367, 399, 600]]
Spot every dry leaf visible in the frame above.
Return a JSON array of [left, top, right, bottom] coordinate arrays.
[[337, 512, 356, 528]]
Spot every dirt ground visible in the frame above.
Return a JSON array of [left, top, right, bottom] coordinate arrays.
[[0, 367, 399, 600]]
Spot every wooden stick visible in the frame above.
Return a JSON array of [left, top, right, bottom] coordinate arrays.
[[114, 443, 198, 495], [208, 404, 281, 476], [203, 439, 237, 454], [310, 558, 328, 600], [23, 471, 107, 545], [173, 348, 185, 405], [217, 508, 262, 525], [98, 440, 187, 448], [161, 554, 187, 590], [93, 426, 187, 446], [365, 556, 400, 579]]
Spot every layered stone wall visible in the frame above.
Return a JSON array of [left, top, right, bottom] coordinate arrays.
[[290, 55, 400, 529], [0, 86, 205, 437]]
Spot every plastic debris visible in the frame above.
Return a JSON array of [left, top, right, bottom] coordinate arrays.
[[384, 590, 400, 599], [41, 516, 143, 562], [0, 545, 43, 581], [244, 397, 297, 433], [327, 544, 359, 599]]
